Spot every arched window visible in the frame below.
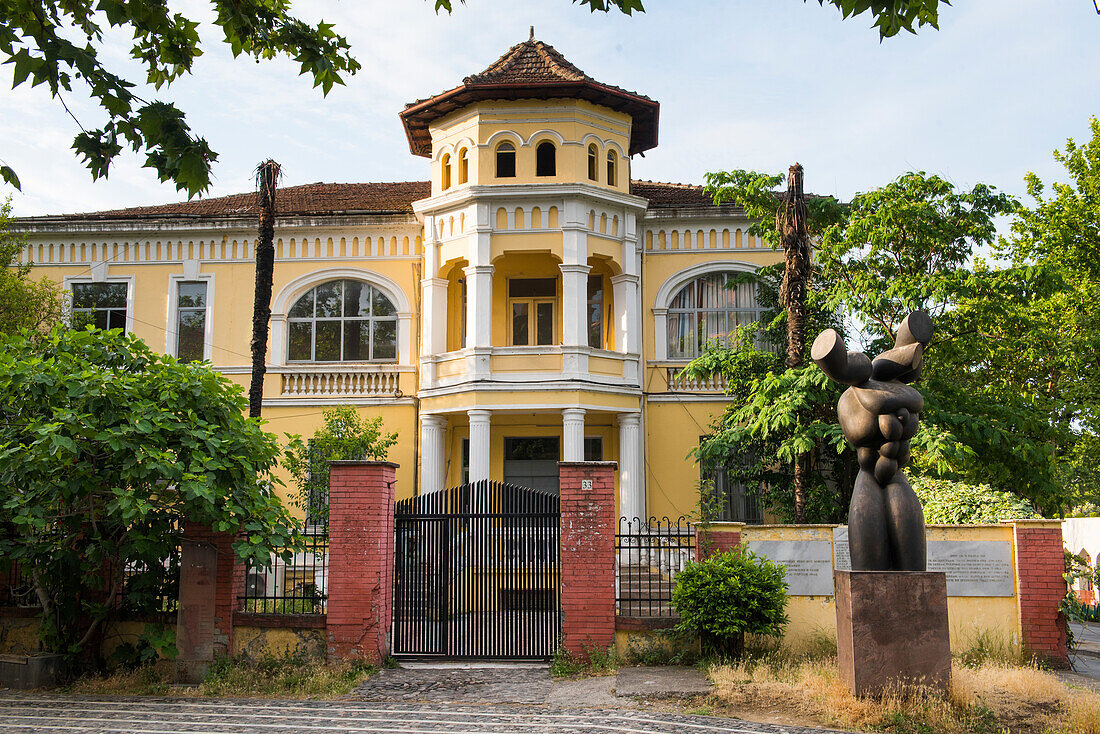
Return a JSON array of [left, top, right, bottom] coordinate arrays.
[[288, 279, 397, 362], [458, 148, 469, 184], [441, 153, 451, 190], [587, 144, 598, 181], [536, 141, 556, 177], [606, 150, 618, 186], [496, 142, 516, 178], [667, 272, 760, 359]]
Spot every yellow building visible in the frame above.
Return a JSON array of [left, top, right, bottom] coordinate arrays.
[[13, 36, 783, 524]]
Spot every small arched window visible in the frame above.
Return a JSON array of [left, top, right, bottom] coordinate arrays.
[[667, 272, 760, 359], [496, 142, 516, 178], [536, 141, 556, 177], [288, 279, 397, 362], [587, 144, 598, 181], [458, 148, 469, 184], [606, 150, 618, 186], [441, 153, 452, 190]]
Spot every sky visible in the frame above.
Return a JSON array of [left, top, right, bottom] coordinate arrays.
[[1, 0, 1097, 217]]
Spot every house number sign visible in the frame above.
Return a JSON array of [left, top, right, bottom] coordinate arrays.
[[581, 479, 593, 490]]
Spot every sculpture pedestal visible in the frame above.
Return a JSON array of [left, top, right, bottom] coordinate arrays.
[[834, 571, 951, 696]]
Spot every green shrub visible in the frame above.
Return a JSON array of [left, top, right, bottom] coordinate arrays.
[[671, 548, 789, 658], [910, 476, 1041, 524]]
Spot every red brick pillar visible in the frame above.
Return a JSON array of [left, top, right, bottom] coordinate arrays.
[[694, 522, 744, 560], [326, 460, 397, 663], [176, 523, 243, 682], [559, 461, 617, 659], [1009, 520, 1069, 667]]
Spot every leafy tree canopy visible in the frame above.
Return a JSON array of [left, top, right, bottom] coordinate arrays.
[[0, 327, 299, 658], [0, 0, 361, 196], [910, 477, 1040, 524], [0, 198, 64, 335]]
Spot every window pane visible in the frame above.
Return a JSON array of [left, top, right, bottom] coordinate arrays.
[[587, 275, 603, 349], [315, 281, 342, 318], [496, 148, 515, 178], [73, 282, 126, 308], [72, 311, 96, 330], [512, 302, 529, 345], [94, 310, 110, 331], [343, 320, 368, 361], [177, 310, 205, 362], [372, 320, 396, 360], [667, 312, 695, 359], [289, 289, 314, 318], [583, 437, 602, 462], [509, 278, 556, 298], [536, 142, 556, 176], [288, 322, 313, 361], [372, 288, 396, 317], [315, 321, 340, 361], [536, 302, 554, 345], [344, 281, 369, 317], [178, 282, 206, 309], [107, 309, 127, 330]]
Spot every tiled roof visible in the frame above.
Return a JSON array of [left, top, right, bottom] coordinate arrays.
[[630, 180, 717, 208], [21, 180, 738, 223], [29, 182, 431, 221], [400, 36, 659, 158], [463, 37, 592, 86]]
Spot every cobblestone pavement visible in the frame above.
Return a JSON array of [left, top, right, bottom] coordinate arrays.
[[0, 693, 852, 733], [351, 665, 555, 704]]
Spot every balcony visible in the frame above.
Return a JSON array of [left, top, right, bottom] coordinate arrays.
[[422, 346, 638, 391], [661, 365, 727, 393], [279, 365, 403, 397]]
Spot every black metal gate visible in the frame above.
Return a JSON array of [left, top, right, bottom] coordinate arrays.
[[392, 479, 560, 659]]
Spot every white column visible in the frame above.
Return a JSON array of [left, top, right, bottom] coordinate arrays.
[[617, 413, 644, 524], [611, 273, 641, 383], [467, 409, 491, 483], [420, 414, 447, 494], [559, 264, 591, 347], [562, 408, 586, 462], [463, 264, 493, 378]]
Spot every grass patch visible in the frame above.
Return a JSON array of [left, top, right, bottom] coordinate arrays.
[[550, 645, 620, 678], [66, 653, 376, 700], [702, 651, 1100, 734]]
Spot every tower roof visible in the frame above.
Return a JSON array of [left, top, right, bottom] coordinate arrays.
[[400, 36, 659, 158]]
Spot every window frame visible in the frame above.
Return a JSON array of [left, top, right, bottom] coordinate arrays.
[[167, 273, 214, 362], [458, 147, 469, 184], [587, 144, 598, 181], [700, 443, 764, 524], [535, 141, 556, 177], [495, 141, 516, 178], [441, 153, 452, 190], [606, 149, 618, 186], [286, 279, 399, 363], [64, 275, 134, 335], [658, 266, 763, 361]]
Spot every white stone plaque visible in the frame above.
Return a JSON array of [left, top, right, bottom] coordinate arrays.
[[830, 526, 1013, 597], [746, 540, 834, 596]]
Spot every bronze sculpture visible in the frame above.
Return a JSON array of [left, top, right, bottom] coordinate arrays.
[[811, 311, 933, 572]]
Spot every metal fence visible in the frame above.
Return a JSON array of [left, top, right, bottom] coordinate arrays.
[[239, 533, 328, 614], [615, 516, 695, 618], [115, 551, 181, 617], [0, 563, 37, 608]]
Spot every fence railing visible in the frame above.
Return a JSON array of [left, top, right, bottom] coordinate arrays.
[[0, 563, 37, 608], [615, 516, 695, 618], [114, 550, 181, 617], [240, 533, 328, 615]]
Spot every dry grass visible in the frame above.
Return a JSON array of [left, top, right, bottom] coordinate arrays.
[[706, 653, 1100, 734], [66, 656, 375, 700]]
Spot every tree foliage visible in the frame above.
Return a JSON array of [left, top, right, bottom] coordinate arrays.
[[0, 198, 64, 335], [672, 548, 789, 658], [909, 476, 1040, 524], [0, 1, 360, 197], [284, 406, 398, 525], [0, 327, 299, 660]]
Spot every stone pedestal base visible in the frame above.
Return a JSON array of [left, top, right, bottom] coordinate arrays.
[[834, 570, 950, 696]]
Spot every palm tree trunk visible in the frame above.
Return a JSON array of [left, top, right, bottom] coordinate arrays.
[[249, 160, 281, 419], [779, 163, 811, 522]]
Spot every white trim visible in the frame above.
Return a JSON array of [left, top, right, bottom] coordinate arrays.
[[523, 129, 566, 148], [270, 267, 413, 367], [63, 274, 135, 335], [651, 260, 762, 361], [485, 130, 524, 149], [165, 273, 214, 361]]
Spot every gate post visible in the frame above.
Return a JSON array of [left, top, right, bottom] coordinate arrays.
[[327, 460, 397, 663], [558, 461, 617, 659]]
